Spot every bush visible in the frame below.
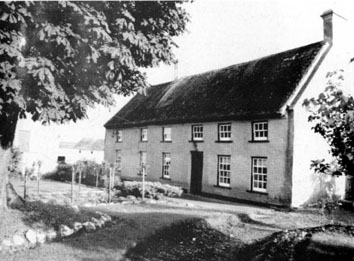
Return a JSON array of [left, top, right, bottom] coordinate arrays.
[[43, 161, 120, 188], [8, 147, 23, 178], [43, 162, 72, 181], [57, 163, 73, 181], [116, 181, 183, 199]]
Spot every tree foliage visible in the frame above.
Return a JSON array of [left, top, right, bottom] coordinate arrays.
[[0, 1, 190, 147], [303, 70, 354, 177]]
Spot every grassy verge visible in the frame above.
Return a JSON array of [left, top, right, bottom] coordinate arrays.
[[13, 201, 102, 230], [239, 224, 354, 261]]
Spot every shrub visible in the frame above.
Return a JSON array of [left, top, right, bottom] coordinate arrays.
[[57, 163, 73, 181], [43, 160, 120, 188], [116, 181, 183, 199], [42, 162, 72, 181], [8, 147, 23, 178], [303, 70, 354, 198]]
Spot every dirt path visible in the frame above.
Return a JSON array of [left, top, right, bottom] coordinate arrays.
[[6, 179, 352, 260]]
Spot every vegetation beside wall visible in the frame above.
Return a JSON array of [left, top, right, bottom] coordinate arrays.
[[116, 181, 183, 199], [8, 147, 23, 178], [304, 70, 354, 199], [43, 161, 120, 188]]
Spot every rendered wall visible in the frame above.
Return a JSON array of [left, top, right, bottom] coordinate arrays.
[[105, 118, 291, 206], [291, 44, 347, 207]]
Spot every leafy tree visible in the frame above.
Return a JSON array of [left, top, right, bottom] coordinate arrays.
[[303, 70, 354, 196], [0, 1, 190, 208]]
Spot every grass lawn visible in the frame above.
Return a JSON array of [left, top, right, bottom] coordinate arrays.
[[1, 178, 354, 260]]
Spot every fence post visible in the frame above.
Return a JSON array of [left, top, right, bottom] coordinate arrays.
[[78, 163, 82, 194], [142, 165, 145, 202], [71, 165, 75, 204], [23, 167, 27, 200], [112, 165, 115, 188], [95, 167, 98, 188], [108, 165, 113, 203], [37, 161, 42, 198]]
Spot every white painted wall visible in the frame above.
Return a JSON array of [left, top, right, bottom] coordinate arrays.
[[13, 119, 60, 173], [291, 12, 353, 207], [14, 118, 105, 174], [57, 148, 104, 164]]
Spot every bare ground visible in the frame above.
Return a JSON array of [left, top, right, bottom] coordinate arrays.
[[1, 179, 353, 260]]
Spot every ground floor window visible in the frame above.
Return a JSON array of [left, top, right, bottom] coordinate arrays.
[[115, 150, 122, 172], [162, 153, 171, 179], [218, 155, 231, 187], [139, 151, 147, 175], [252, 157, 267, 192]]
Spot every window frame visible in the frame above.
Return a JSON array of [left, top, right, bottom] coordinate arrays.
[[116, 130, 122, 142], [192, 124, 203, 141], [217, 155, 231, 188], [162, 152, 171, 179], [162, 127, 172, 142], [115, 150, 122, 171], [251, 157, 268, 193], [139, 151, 147, 176], [140, 128, 148, 142], [218, 123, 232, 141], [252, 121, 268, 141]]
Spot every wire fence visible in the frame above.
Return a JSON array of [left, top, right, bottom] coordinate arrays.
[[22, 161, 123, 204]]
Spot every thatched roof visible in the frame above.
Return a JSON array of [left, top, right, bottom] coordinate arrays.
[[105, 41, 325, 129], [74, 138, 104, 151], [59, 141, 77, 149]]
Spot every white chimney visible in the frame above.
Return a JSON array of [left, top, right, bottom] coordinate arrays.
[[321, 10, 334, 43], [320, 9, 353, 46], [320, 9, 354, 64]]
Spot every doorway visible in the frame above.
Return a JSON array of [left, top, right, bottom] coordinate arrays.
[[190, 151, 203, 194]]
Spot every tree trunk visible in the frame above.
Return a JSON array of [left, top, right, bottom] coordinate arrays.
[[0, 147, 10, 210], [0, 103, 20, 209]]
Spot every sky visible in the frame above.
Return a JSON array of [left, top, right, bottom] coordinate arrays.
[[57, 0, 354, 141]]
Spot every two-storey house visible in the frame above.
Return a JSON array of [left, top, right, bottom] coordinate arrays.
[[104, 10, 353, 207]]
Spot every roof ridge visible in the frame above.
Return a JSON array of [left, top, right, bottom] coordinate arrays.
[[150, 41, 325, 87], [105, 40, 326, 129]]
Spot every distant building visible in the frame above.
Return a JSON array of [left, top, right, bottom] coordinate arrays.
[[14, 118, 104, 172], [67, 138, 104, 163], [14, 119, 60, 173], [103, 10, 352, 207]]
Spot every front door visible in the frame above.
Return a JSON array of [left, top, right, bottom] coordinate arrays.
[[190, 151, 203, 194]]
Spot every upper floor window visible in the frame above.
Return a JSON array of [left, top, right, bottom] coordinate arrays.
[[192, 125, 203, 141], [252, 157, 267, 192], [141, 128, 148, 141], [218, 123, 231, 141], [163, 127, 172, 141], [116, 130, 122, 142], [253, 121, 268, 141], [218, 155, 231, 187], [162, 152, 171, 179]]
